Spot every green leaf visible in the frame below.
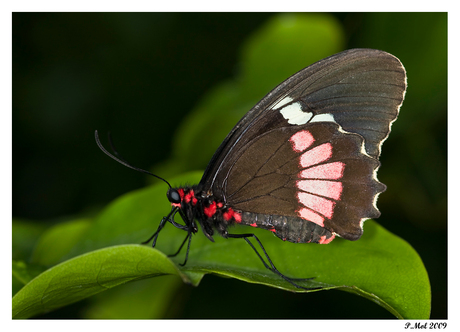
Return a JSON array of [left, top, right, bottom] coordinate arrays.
[[12, 261, 47, 286], [13, 172, 430, 319], [12, 245, 187, 319], [12, 260, 47, 296], [174, 218, 430, 319]]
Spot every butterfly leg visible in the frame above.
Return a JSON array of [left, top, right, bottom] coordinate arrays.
[[166, 209, 198, 266], [141, 215, 168, 247], [227, 233, 320, 290], [167, 231, 193, 267], [141, 207, 178, 247], [178, 232, 193, 266]]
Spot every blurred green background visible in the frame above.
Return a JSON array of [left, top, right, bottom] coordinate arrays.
[[13, 13, 446, 318]]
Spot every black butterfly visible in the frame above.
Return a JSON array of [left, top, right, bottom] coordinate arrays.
[[96, 48, 407, 289]]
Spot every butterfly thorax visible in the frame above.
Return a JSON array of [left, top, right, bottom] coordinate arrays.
[[168, 186, 242, 241]]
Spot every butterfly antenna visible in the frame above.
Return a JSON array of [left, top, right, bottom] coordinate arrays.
[[94, 130, 172, 189]]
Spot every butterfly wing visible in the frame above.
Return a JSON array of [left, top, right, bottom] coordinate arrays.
[[224, 122, 384, 241], [199, 48, 406, 242]]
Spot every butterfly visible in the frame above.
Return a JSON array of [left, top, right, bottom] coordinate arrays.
[[96, 48, 407, 289]]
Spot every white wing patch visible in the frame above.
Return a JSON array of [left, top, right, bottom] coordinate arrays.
[[275, 97, 335, 126], [310, 113, 336, 123], [279, 102, 313, 125]]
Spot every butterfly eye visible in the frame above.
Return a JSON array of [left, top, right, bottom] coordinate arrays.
[[168, 189, 181, 204]]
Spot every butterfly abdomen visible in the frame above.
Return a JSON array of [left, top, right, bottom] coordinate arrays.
[[172, 187, 336, 244], [239, 211, 335, 244]]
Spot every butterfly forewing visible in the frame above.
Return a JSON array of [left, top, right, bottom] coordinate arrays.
[[200, 49, 406, 194]]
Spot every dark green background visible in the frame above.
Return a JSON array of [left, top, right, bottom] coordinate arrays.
[[13, 13, 447, 318]]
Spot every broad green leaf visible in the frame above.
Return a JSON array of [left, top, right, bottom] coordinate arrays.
[[12, 260, 47, 296], [12, 245, 186, 319], [12, 261, 47, 286], [14, 172, 430, 319], [174, 218, 430, 319]]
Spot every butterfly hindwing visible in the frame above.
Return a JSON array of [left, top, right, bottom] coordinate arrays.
[[224, 123, 384, 242]]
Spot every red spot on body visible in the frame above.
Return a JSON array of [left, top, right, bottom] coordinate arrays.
[[222, 207, 242, 223], [270, 228, 276, 233], [289, 130, 315, 152], [171, 202, 181, 208], [250, 223, 257, 227], [319, 234, 335, 244], [223, 208, 234, 221], [204, 201, 217, 218], [184, 190, 195, 203], [234, 211, 242, 223], [217, 202, 223, 208], [177, 189, 184, 200], [300, 143, 333, 168]]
